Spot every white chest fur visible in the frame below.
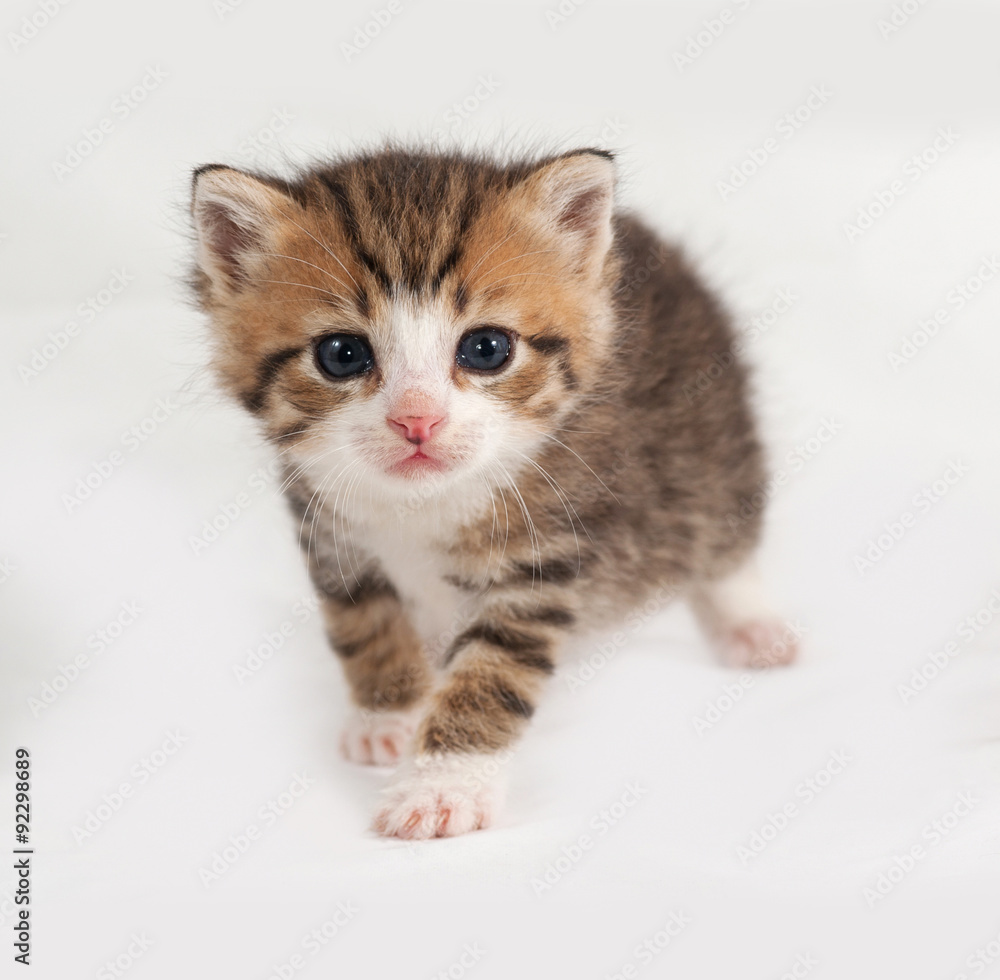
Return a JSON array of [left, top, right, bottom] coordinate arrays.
[[367, 523, 464, 646]]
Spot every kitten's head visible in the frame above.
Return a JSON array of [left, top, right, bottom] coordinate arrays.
[[190, 147, 618, 505]]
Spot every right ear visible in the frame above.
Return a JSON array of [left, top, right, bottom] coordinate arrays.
[[191, 165, 298, 293]]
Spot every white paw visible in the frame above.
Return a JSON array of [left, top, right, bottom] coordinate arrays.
[[340, 707, 422, 766], [373, 754, 507, 840], [721, 619, 800, 669]]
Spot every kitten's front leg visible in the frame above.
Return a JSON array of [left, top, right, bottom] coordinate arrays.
[[319, 571, 434, 766], [374, 608, 562, 839]]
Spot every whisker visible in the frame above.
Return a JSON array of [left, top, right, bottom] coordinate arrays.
[[458, 229, 520, 294], [257, 251, 350, 293], [247, 277, 344, 302], [274, 210, 361, 293], [544, 434, 621, 504], [474, 248, 558, 288]]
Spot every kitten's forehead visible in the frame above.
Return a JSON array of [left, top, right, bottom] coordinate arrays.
[[376, 294, 455, 381]]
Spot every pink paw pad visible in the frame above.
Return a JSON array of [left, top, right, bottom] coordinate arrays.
[[340, 709, 419, 766], [373, 757, 503, 840], [723, 620, 799, 669]]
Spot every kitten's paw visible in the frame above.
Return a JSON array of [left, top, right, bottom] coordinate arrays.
[[722, 619, 799, 669], [340, 707, 421, 766], [373, 755, 505, 840]]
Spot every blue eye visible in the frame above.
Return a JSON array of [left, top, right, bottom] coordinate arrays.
[[316, 334, 374, 379], [456, 328, 512, 372]]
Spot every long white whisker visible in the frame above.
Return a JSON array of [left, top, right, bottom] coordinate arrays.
[[458, 229, 520, 293], [257, 251, 350, 293], [495, 459, 541, 595], [275, 210, 361, 292], [544, 434, 621, 504]]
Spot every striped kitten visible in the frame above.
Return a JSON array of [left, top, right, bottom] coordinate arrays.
[[190, 146, 796, 839]]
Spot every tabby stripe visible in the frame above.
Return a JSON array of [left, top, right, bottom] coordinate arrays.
[[508, 555, 583, 585], [491, 683, 535, 719], [318, 174, 394, 295], [443, 573, 482, 593], [429, 242, 462, 294], [524, 332, 577, 389], [523, 333, 569, 357], [321, 570, 398, 604], [430, 186, 475, 294], [509, 605, 576, 628], [273, 420, 315, 444], [242, 346, 304, 413], [445, 622, 554, 674], [354, 285, 370, 319]]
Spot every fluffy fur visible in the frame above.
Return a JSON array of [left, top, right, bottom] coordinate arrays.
[[190, 145, 795, 839]]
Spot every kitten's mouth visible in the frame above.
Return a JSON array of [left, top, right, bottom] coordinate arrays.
[[388, 449, 450, 477]]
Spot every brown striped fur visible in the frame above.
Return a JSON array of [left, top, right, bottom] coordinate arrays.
[[191, 144, 788, 838]]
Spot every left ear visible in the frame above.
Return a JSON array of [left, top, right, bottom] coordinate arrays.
[[515, 149, 616, 279]]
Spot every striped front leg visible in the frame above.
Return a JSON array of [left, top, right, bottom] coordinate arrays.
[[319, 570, 434, 766], [374, 602, 569, 839]]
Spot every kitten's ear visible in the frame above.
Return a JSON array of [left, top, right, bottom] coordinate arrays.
[[516, 150, 616, 278], [191, 165, 298, 292]]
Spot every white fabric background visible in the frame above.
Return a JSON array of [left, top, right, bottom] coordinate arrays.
[[2, 1, 999, 977]]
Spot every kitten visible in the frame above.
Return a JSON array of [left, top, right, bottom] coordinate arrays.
[[190, 145, 796, 840]]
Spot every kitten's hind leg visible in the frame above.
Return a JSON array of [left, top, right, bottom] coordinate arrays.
[[689, 559, 800, 669]]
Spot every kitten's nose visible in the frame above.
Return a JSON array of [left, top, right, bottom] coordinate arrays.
[[387, 413, 446, 445]]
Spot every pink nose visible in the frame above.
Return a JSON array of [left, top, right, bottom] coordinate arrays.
[[387, 413, 446, 445]]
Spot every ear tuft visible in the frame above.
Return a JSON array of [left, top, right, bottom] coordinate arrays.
[[191, 166, 295, 291]]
